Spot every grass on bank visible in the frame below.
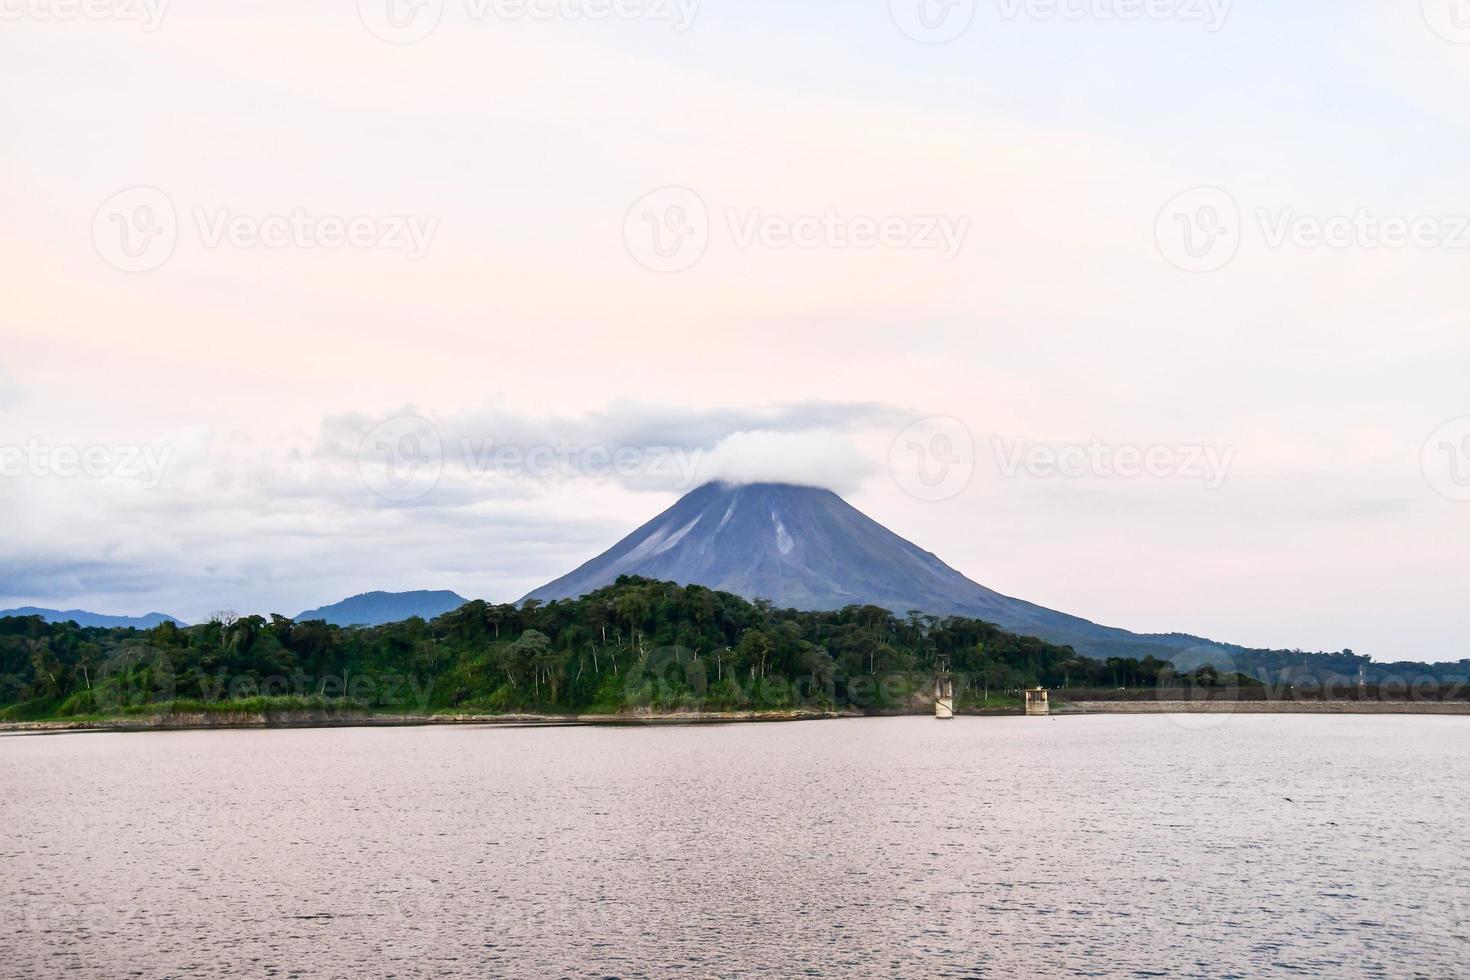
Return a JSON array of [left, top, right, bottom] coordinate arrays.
[[0, 694, 370, 723], [2, 661, 1035, 725], [115, 695, 370, 716]]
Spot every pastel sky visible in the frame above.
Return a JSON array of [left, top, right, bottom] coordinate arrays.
[[2, 0, 1468, 662]]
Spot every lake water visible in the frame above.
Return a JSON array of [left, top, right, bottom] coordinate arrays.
[[2, 715, 1467, 978]]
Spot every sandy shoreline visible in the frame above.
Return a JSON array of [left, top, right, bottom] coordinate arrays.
[[3, 699, 1468, 733], [0, 707, 862, 734], [1056, 700, 1470, 715]]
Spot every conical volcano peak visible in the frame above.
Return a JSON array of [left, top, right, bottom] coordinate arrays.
[[523, 483, 1190, 658]]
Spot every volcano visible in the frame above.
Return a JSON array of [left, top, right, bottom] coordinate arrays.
[[523, 482, 1209, 658]]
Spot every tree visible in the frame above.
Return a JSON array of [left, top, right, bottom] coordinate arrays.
[[736, 629, 773, 679], [12, 575, 1452, 721], [507, 629, 552, 694]]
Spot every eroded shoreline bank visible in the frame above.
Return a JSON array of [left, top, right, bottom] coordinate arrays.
[[3, 699, 1469, 734], [1056, 700, 1470, 715]]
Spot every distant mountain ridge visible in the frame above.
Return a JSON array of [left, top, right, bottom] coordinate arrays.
[[0, 607, 185, 629], [295, 590, 469, 627], [523, 482, 1230, 660]]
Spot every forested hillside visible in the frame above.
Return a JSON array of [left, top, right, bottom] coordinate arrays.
[[0, 577, 1118, 719], [2, 577, 1463, 721]]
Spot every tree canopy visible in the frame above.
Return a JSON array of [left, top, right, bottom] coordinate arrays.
[[2, 577, 1463, 721]]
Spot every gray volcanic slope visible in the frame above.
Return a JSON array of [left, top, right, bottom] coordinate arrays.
[[523, 483, 1207, 658]]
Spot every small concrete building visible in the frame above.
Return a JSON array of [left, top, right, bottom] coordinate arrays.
[[1023, 687, 1050, 716], [934, 670, 954, 720]]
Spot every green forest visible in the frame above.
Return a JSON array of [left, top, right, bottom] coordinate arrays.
[[2, 577, 1463, 722], [0, 577, 1180, 720]]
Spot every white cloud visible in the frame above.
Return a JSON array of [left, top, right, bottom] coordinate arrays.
[[689, 430, 877, 494], [0, 399, 902, 620]]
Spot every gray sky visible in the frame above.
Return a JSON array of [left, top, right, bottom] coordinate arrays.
[[2, 0, 1468, 662]]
